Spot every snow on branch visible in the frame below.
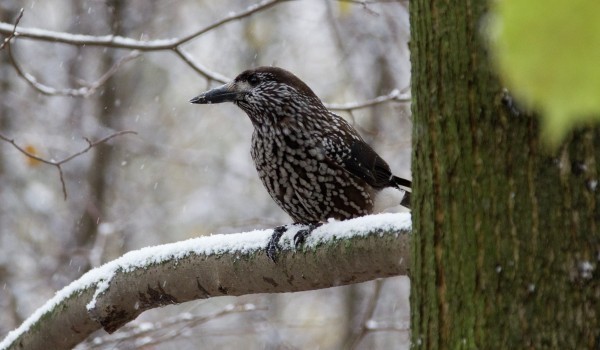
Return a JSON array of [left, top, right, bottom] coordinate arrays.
[[0, 213, 411, 350]]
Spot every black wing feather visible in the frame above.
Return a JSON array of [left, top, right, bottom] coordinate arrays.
[[343, 140, 411, 190]]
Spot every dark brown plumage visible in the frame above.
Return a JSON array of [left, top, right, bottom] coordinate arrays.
[[191, 66, 411, 259]]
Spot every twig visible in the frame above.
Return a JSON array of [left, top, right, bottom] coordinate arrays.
[[0, 2, 407, 112], [0, 0, 281, 92], [348, 279, 384, 349], [365, 321, 410, 333], [0, 8, 23, 50], [174, 0, 284, 46], [325, 89, 411, 111], [336, 0, 383, 16], [0, 130, 137, 200], [86, 303, 266, 349], [0, 0, 282, 50], [7, 44, 141, 97], [173, 47, 230, 83], [79, 50, 141, 96]]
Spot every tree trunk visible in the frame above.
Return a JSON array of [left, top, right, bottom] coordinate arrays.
[[410, 1, 600, 349]]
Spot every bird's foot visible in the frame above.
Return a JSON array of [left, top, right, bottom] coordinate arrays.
[[266, 225, 288, 262], [293, 222, 322, 248], [265, 222, 323, 262]]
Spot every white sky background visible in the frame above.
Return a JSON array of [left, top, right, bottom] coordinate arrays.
[[0, 1, 412, 348]]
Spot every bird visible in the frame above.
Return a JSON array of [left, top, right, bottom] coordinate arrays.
[[190, 66, 411, 260]]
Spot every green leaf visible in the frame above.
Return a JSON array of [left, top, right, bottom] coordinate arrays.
[[489, 0, 600, 145]]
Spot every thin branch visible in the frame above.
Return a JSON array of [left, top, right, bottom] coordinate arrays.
[[0, 130, 137, 200], [0, 2, 408, 112], [325, 89, 411, 111], [0, 1, 281, 92], [0, 8, 23, 50], [348, 279, 384, 349], [7, 43, 141, 97], [174, 0, 284, 46], [173, 47, 230, 84], [0, 0, 283, 50], [365, 320, 410, 333], [336, 0, 383, 16], [78, 50, 142, 96], [85, 303, 266, 349]]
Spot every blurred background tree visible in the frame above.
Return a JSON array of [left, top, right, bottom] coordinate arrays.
[[0, 1, 412, 348]]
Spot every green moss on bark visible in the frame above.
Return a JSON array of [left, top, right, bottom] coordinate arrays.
[[410, 1, 600, 349]]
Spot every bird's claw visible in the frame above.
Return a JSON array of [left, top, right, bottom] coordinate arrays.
[[266, 225, 287, 262], [265, 223, 322, 262], [293, 223, 322, 248]]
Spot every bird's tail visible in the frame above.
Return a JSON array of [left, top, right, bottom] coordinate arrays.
[[391, 175, 411, 189], [391, 175, 411, 208]]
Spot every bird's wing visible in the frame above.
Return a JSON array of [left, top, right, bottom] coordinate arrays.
[[341, 139, 398, 189], [318, 133, 396, 189], [337, 139, 412, 208], [317, 113, 411, 190]]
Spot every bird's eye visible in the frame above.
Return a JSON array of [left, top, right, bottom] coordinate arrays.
[[248, 74, 260, 86]]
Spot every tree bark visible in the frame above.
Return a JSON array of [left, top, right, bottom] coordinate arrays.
[[0, 214, 411, 350], [410, 1, 600, 349]]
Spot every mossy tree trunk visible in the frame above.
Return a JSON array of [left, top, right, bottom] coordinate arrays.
[[409, 1, 600, 348]]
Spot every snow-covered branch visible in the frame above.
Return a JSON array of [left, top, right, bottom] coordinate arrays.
[[0, 213, 411, 350]]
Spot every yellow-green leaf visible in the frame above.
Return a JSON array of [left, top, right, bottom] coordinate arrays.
[[489, 0, 600, 145]]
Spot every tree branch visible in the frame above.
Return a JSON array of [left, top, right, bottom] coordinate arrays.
[[7, 43, 141, 96], [348, 279, 384, 349], [172, 47, 230, 83], [0, 213, 411, 350], [175, 0, 284, 46], [82, 303, 266, 348], [0, 130, 137, 199], [0, 0, 282, 50], [0, 8, 23, 50], [0, 0, 281, 91], [325, 89, 411, 111], [0, 3, 412, 110]]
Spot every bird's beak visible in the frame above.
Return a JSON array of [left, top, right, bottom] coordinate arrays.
[[190, 82, 241, 104]]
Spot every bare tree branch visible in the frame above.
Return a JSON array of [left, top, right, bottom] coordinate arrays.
[[348, 279, 384, 349], [0, 0, 281, 91], [0, 0, 282, 50], [173, 47, 229, 84], [0, 214, 411, 350], [0, 1, 412, 111], [79, 51, 141, 95], [175, 0, 284, 46], [83, 303, 266, 349], [7, 43, 141, 97], [0, 130, 137, 200], [0, 7, 23, 50], [325, 89, 411, 111]]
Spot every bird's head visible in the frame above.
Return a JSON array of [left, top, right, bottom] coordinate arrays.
[[190, 67, 323, 124]]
